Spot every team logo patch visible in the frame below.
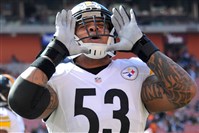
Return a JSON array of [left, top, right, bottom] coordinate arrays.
[[121, 66, 138, 80]]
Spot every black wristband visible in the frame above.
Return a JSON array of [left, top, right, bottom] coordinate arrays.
[[131, 35, 159, 63], [31, 57, 55, 80], [39, 39, 70, 66]]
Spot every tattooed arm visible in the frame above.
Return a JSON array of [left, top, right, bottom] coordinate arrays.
[[141, 51, 197, 113]]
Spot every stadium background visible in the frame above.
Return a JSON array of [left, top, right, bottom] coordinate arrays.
[[0, 0, 199, 133]]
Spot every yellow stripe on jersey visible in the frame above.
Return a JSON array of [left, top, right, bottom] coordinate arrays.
[[0, 121, 11, 128], [0, 116, 9, 120], [0, 115, 11, 128]]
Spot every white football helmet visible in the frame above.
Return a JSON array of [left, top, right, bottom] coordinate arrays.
[[71, 1, 116, 59]]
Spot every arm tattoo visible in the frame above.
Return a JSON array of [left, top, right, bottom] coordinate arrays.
[[25, 68, 48, 86], [141, 75, 164, 102], [146, 51, 194, 108], [46, 85, 58, 109]]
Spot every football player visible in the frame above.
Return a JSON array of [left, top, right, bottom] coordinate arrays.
[[8, 1, 197, 133], [0, 74, 25, 133]]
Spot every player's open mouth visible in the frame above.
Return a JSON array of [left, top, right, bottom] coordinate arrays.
[[91, 36, 100, 39]]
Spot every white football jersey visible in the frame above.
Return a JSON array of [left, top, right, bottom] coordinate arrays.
[[0, 107, 25, 132], [46, 58, 151, 133]]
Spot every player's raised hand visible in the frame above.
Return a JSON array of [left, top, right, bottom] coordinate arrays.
[[107, 6, 143, 52], [54, 9, 88, 55]]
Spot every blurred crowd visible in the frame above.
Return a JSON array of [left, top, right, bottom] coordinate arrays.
[[0, 0, 198, 26], [165, 45, 199, 80], [146, 101, 199, 133]]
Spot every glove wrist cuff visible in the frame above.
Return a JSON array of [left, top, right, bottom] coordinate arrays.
[[131, 35, 159, 63], [38, 38, 70, 66]]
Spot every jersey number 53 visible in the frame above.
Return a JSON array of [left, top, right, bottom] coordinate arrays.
[[75, 88, 130, 133]]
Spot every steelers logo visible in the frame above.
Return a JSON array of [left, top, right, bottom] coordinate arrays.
[[121, 66, 138, 80]]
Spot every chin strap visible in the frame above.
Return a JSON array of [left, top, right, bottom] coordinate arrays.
[[81, 43, 108, 59]]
